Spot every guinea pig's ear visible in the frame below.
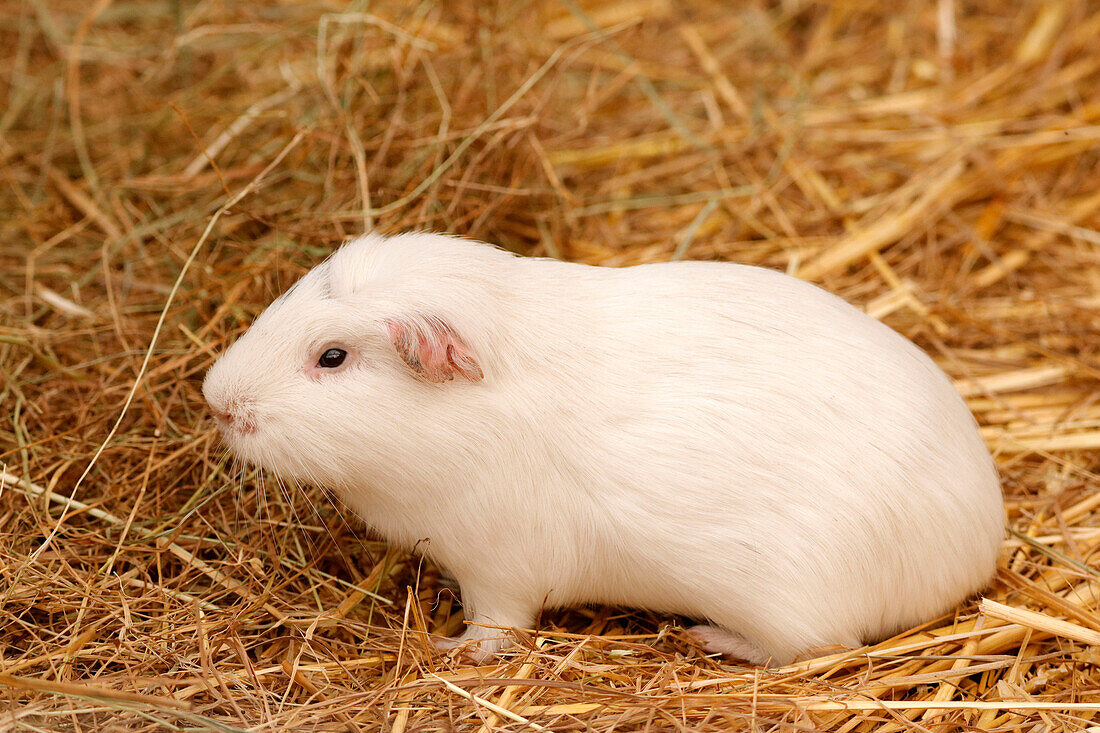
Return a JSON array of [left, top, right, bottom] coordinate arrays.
[[385, 317, 484, 383]]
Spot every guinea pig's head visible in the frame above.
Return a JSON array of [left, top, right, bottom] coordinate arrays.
[[201, 237, 486, 486]]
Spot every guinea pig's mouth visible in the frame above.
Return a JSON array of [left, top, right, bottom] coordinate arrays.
[[211, 420, 268, 472], [208, 408, 265, 470]]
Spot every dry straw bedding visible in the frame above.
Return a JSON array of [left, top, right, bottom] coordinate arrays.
[[1, 0, 1100, 730]]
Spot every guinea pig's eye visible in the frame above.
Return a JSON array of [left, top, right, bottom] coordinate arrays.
[[318, 348, 347, 368]]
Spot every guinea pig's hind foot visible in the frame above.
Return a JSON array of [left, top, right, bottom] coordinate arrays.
[[686, 625, 772, 666]]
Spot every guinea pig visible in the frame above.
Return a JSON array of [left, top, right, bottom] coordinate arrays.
[[202, 232, 1004, 665]]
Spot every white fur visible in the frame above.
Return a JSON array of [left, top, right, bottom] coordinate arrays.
[[203, 232, 1004, 665]]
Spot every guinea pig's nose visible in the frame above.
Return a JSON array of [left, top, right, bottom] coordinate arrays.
[[211, 401, 256, 435]]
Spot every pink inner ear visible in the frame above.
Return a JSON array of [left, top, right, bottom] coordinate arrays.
[[386, 317, 484, 383]]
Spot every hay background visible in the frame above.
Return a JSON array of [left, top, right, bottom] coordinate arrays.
[[2, 0, 1100, 730]]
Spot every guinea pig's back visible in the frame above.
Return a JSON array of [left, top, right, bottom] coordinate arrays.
[[513, 258, 1002, 654]]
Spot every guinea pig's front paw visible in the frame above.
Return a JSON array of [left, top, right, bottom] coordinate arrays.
[[432, 627, 512, 663]]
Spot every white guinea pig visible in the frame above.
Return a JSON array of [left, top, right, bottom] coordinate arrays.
[[203, 232, 1004, 665]]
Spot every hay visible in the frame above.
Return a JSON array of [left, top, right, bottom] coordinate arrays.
[[2, 0, 1099, 729]]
